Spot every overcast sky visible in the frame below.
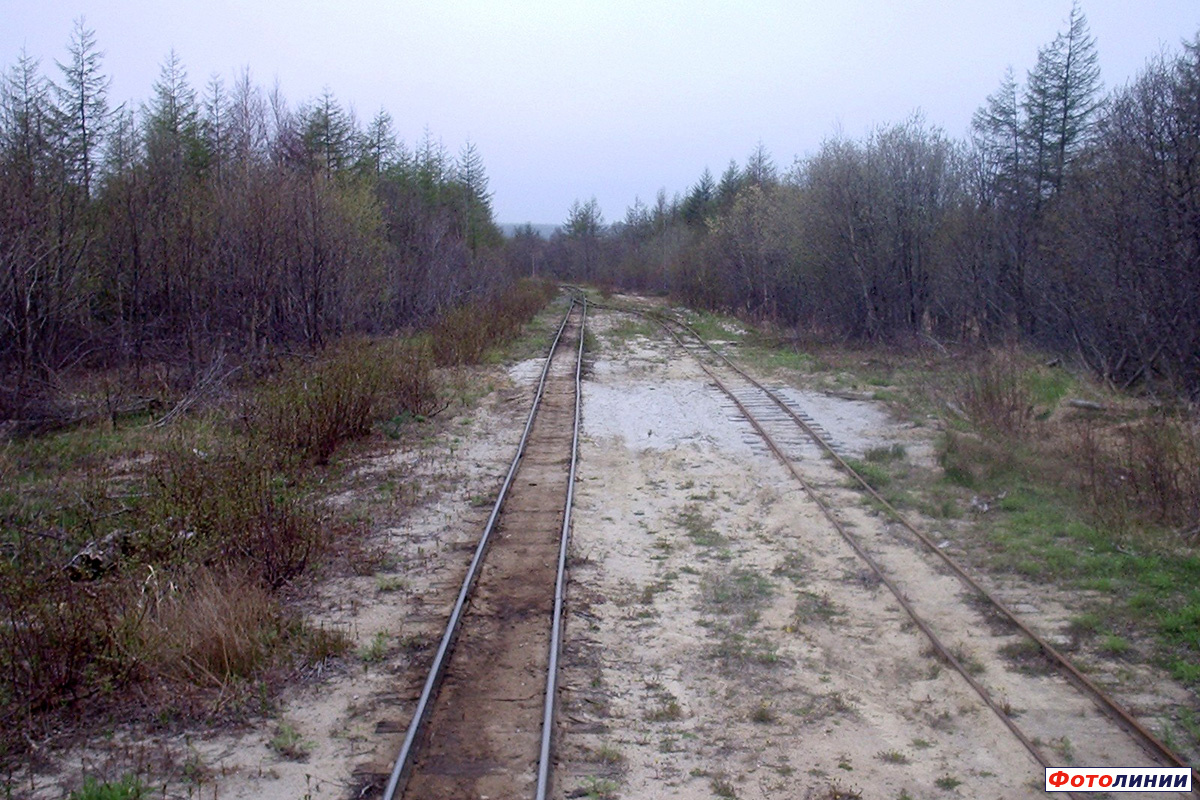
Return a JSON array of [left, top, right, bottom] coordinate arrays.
[[4, 1, 1198, 224]]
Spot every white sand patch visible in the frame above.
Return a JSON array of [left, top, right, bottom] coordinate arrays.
[[584, 379, 757, 457]]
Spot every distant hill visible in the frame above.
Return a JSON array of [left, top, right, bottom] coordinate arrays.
[[500, 223, 560, 239]]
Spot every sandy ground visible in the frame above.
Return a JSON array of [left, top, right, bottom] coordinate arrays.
[[20, 301, 1194, 800], [553, 307, 1189, 800]]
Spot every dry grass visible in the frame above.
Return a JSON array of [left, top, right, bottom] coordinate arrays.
[[144, 568, 285, 687], [0, 285, 560, 765]]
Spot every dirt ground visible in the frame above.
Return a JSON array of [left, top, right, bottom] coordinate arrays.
[[20, 300, 1194, 799]]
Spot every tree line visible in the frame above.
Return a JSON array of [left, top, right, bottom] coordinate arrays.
[[540, 5, 1200, 397], [0, 21, 506, 415]]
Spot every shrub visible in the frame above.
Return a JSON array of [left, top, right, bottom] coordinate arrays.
[[247, 336, 441, 466], [958, 350, 1034, 437], [146, 445, 326, 590], [1079, 411, 1200, 533], [430, 279, 557, 366], [0, 552, 136, 731]]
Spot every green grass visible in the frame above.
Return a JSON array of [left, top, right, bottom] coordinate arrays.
[[269, 721, 311, 760], [1024, 366, 1073, 407], [864, 444, 907, 463], [795, 591, 844, 623], [935, 775, 962, 791], [843, 458, 891, 489], [701, 567, 774, 605], [375, 575, 408, 593], [358, 631, 391, 663], [69, 775, 149, 800], [682, 309, 747, 343], [740, 343, 820, 374], [578, 776, 620, 799], [710, 774, 738, 798], [675, 504, 726, 548], [606, 317, 659, 343], [876, 750, 910, 765], [705, 626, 781, 668], [981, 484, 1200, 683]]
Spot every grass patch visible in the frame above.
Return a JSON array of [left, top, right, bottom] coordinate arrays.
[[682, 309, 747, 344], [645, 689, 684, 722], [877, 750, 910, 765], [979, 483, 1200, 684], [590, 742, 624, 764], [375, 575, 408, 593], [577, 776, 620, 799], [69, 775, 150, 800], [706, 625, 781, 669], [934, 775, 962, 791], [710, 773, 738, 798], [843, 458, 891, 489], [998, 639, 1055, 675], [269, 721, 311, 760], [750, 701, 777, 724], [699, 566, 774, 627], [358, 632, 391, 664], [794, 591, 844, 623], [606, 317, 659, 344], [675, 504, 725, 548], [864, 444, 906, 463]]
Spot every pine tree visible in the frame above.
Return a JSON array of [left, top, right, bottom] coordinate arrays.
[[972, 66, 1024, 205], [716, 159, 744, 210], [146, 49, 200, 175], [1022, 1, 1101, 199], [682, 168, 716, 228], [302, 88, 352, 173], [202, 74, 228, 184], [359, 108, 397, 177], [744, 141, 777, 188], [456, 139, 494, 252], [55, 18, 110, 197]]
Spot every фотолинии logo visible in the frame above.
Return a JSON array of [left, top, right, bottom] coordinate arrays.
[[1045, 767, 1192, 792]]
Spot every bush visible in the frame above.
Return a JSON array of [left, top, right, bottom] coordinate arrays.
[[0, 553, 136, 731], [146, 445, 327, 590], [958, 350, 1035, 437], [1079, 411, 1200, 534], [247, 336, 441, 465], [430, 279, 557, 366]]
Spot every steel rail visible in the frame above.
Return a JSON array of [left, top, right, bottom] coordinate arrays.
[[658, 313, 1196, 788], [535, 297, 587, 800], [381, 298, 579, 800]]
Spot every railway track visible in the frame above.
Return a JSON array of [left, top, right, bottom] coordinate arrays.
[[645, 309, 1197, 796], [382, 298, 585, 800]]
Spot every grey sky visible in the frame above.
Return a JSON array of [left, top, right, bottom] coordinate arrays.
[[4, 1, 1198, 224]]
